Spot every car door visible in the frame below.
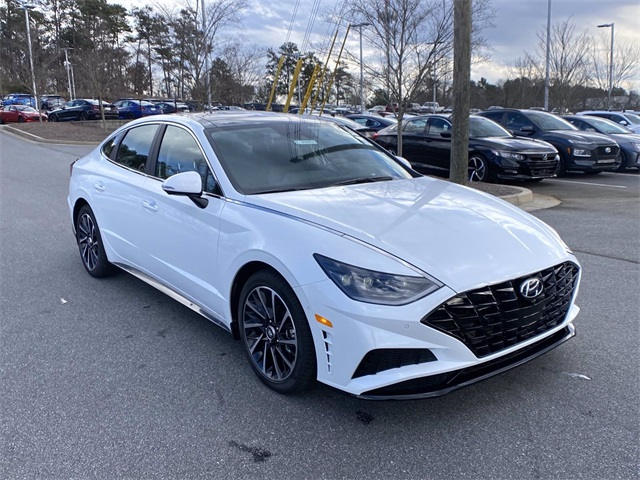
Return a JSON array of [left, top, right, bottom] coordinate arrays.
[[59, 100, 78, 120], [424, 117, 453, 172], [136, 124, 226, 318], [399, 118, 428, 164], [5, 106, 19, 122], [89, 123, 162, 267]]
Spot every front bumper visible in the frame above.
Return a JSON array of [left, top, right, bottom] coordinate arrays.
[[299, 261, 580, 399]]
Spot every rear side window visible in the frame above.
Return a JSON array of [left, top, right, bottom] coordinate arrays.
[[482, 111, 503, 123], [115, 124, 159, 171]]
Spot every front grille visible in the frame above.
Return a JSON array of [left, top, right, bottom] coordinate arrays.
[[527, 153, 555, 162], [420, 262, 579, 358], [353, 349, 437, 378], [597, 145, 619, 157]]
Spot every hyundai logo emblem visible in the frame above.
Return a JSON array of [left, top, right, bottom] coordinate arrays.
[[520, 278, 544, 299], [605, 147, 611, 153]]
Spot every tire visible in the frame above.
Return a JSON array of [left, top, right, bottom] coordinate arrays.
[[49, 114, 57, 122], [75, 205, 116, 278], [18, 116, 25, 123], [238, 270, 316, 394], [126, 113, 135, 120], [615, 151, 627, 172], [468, 154, 494, 182], [79, 112, 88, 121], [556, 152, 568, 176], [0, 116, 4, 125]]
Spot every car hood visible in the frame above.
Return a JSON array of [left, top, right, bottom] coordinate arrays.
[[247, 177, 571, 292], [546, 130, 615, 145], [474, 136, 557, 152]]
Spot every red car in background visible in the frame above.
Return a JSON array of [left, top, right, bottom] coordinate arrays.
[[0, 105, 47, 123]]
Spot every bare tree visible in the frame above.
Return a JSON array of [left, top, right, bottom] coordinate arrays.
[[524, 18, 591, 111], [591, 36, 639, 107]]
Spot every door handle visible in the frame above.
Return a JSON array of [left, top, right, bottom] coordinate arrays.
[[93, 182, 105, 192], [141, 199, 159, 212]]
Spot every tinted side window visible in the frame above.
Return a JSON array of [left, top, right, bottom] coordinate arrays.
[[404, 119, 427, 133], [427, 118, 451, 135], [115, 124, 159, 171], [482, 112, 503, 123], [504, 112, 534, 130], [156, 125, 216, 193], [101, 135, 118, 158]]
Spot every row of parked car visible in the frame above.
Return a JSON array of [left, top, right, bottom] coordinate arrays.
[[0, 93, 194, 123], [339, 108, 640, 181]]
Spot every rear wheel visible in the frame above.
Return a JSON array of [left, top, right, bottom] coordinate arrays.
[[75, 205, 116, 278], [79, 112, 88, 121], [49, 114, 58, 122], [468, 154, 494, 182], [238, 270, 316, 394]]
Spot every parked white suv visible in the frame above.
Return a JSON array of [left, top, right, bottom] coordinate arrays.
[[577, 110, 640, 134], [418, 102, 444, 113]]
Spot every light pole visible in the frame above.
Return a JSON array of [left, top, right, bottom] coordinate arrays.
[[544, 0, 551, 111], [61, 47, 73, 100], [597, 22, 614, 110], [351, 22, 370, 113], [17, 3, 42, 122]]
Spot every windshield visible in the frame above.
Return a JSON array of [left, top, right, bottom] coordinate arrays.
[[207, 120, 412, 195], [527, 111, 577, 131], [577, 116, 631, 134], [622, 113, 640, 124], [469, 116, 511, 138]]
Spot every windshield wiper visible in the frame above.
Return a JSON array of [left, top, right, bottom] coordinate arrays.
[[329, 176, 394, 187]]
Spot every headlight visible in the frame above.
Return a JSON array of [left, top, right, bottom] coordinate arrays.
[[573, 148, 591, 157], [314, 254, 442, 305], [494, 151, 525, 161]]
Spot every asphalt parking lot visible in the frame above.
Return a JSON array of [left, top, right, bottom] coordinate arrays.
[[1, 132, 638, 479]]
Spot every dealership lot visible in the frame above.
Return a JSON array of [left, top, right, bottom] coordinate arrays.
[[1, 133, 638, 479]]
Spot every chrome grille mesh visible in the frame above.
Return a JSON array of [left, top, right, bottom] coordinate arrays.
[[421, 262, 579, 358]]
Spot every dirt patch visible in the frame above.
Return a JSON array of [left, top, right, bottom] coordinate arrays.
[[5, 120, 124, 143]]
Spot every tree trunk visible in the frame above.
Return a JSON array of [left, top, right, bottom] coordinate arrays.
[[450, 0, 472, 185]]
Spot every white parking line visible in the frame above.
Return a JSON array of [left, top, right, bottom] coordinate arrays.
[[548, 179, 627, 189]]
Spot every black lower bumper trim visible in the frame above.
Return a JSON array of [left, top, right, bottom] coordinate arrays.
[[357, 323, 575, 400]]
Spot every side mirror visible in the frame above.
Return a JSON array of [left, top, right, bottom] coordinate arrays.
[[520, 125, 535, 133], [619, 120, 629, 126], [162, 171, 208, 208], [440, 131, 452, 138]]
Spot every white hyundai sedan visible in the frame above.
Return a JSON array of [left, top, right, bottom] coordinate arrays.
[[68, 113, 581, 399]]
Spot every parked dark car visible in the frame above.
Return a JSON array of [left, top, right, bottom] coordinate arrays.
[[479, 109, 620, 174], [48, 99, 119, 122], [112, 99, 162, 119], [155, 101, 190, 114], [2, 93, 36, 108], [0, 105, 47, 123], [563, 115, 640, 171], [372, 114, 559, 182], [345, 113, 398, 132], [300, 113, 377, 137], [40, 94, 65, 111]]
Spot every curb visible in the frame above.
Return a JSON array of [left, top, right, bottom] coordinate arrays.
[[498, 186, 534, 206], [0, 125, 100, 145]]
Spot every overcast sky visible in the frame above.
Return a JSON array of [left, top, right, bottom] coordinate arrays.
[[137, 0, 639, 88]]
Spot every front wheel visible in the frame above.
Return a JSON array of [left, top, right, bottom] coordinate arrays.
[[468, 154, 494, 182], [79, 112, 88, 121], [49, 114, 57, 122], [18, 116, 25, 123], [615, 151, 628, 172], [75, 205, 116, 277], [238, 270, 316, 394]]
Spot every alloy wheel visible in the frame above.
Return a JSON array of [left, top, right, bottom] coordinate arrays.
[[242, 286, 298, 382], [468, 155, 487, 182], [77, 212, 100, 271]]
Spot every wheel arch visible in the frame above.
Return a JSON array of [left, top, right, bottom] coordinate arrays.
[[72, 197, 91, 228], [229, 261, 290, 340]]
